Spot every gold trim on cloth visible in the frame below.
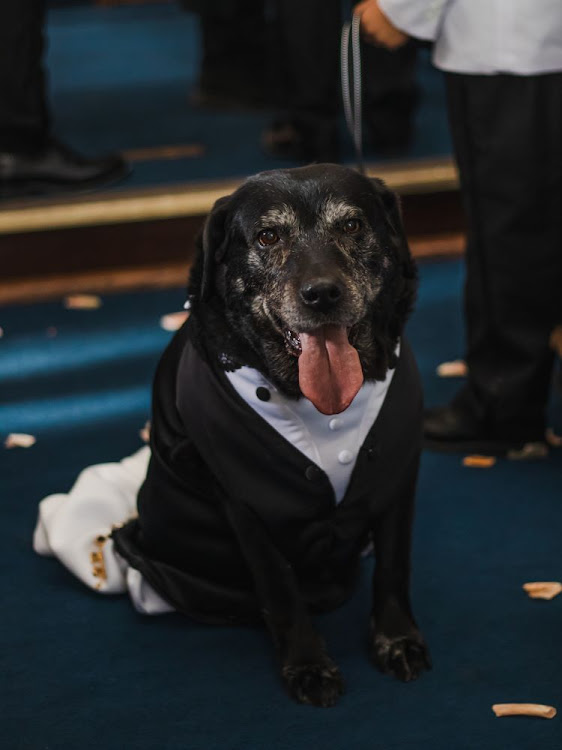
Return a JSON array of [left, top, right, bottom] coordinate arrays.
[[90, 535, 108, 590]]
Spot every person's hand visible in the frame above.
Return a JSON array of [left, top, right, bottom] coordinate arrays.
[[354, 0, 409, 49]]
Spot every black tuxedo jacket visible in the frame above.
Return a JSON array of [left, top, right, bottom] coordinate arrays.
[[113, 321, 422, 625]]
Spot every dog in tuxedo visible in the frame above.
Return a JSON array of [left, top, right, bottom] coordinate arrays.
[[110, 163, 431, 707]]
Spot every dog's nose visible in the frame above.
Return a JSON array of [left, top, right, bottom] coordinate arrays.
[[300, 279, 342, 313]]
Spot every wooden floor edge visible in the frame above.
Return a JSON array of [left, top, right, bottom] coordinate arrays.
[[412, 233, 465, 258], [0, 233, 465, 306], [0, 158, 459, 236], [0, 262, 190, 306]]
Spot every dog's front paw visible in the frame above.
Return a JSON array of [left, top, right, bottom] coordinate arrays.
[[282, 656, 345, 707], [369, 630, 431, 682]]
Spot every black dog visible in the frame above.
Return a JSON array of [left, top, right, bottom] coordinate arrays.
[[112, 164, 431, 706]]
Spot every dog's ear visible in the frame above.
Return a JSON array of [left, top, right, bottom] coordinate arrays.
[[370, 177, 415, 273], [370, 177, 405, 240], [199, 194, 232, 301], [370, 177, 417, 328]]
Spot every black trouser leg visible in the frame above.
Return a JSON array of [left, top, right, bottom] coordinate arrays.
[[361, 40, 418, 151], [0, 0, 50, 151], [273, 0, 341, 130], [196, 0, 267, 102], [445, 72, 562, 440], [270, 0, 418, 159]]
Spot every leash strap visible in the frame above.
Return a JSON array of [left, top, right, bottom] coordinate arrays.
[[341, 12, 364, 174]]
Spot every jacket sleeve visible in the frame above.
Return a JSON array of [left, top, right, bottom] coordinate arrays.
[[377, 0, 451, 41]]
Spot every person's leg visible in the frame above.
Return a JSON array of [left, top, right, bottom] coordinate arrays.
[[361, 39, 418, 155], [263, 0, 341, 162], [0, 0, 129, 197], [0, 0, 49, 151], [191, 0, 268, 109], [426, 72, 562, 450]]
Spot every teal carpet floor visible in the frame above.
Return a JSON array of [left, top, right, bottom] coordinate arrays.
[[1, 258, 561, 749]]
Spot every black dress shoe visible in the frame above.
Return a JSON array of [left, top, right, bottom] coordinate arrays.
[[424, 403, 547, 457], [0, 138, 130, 198]]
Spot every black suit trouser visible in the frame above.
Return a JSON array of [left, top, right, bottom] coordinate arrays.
[[445, 72, 562, 440], [0, 0, 49, 151], [273, 0, 417, 132]]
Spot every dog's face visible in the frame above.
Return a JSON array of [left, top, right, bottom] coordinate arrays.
[[188, 164, 416, 414]]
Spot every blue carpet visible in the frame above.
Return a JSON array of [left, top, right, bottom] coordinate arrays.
[[1, 259, 561, 749], [45, 3, 452, 190]]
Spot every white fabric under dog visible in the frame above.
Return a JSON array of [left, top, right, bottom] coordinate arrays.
[[34, 355, 396, 614], [33, 447, 174, 614]]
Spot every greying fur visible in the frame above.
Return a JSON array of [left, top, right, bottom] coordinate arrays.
[[187, 164, 417, 398]]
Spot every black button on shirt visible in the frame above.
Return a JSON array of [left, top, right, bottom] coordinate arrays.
[[305, 465, 322, 481], [256, 387, 271, 402], [365, 441, 380, 461]]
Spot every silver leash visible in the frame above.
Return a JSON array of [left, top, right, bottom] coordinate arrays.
[[341, 12, 364, 173]]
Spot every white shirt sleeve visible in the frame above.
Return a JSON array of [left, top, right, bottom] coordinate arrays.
[[377, 0, 562, 74], [377, 0, 450, 41]]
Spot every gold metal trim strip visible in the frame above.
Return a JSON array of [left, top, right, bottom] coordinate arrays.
[[0, 158, 458, 236]]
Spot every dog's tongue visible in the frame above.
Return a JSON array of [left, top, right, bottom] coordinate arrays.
[[298, 325, 363, 414]]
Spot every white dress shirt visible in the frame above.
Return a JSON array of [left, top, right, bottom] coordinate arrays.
[[225, 357, 396, 504], [378, 0, 562, 74]]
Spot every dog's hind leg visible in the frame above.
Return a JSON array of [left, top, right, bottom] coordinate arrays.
[[223, 495, 345, 707], [368, 454, 431, 682]]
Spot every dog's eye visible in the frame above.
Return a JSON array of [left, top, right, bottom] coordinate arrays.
[[257, 229, 280, 247], [343, 218, 361, 234]]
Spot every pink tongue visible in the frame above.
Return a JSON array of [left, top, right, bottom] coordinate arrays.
[[298, 325, 364, 414]]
